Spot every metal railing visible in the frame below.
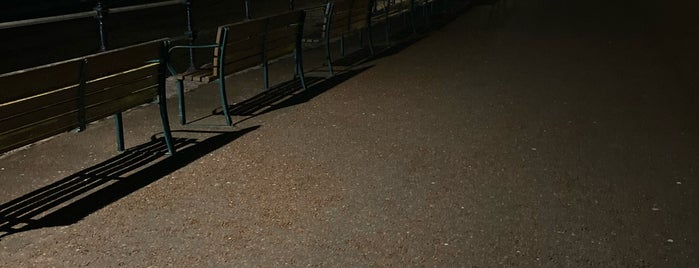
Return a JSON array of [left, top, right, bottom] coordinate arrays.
[[0, 0, 196, 68]]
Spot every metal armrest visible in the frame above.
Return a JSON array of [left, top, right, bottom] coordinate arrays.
[[167, 44, 218, 76]]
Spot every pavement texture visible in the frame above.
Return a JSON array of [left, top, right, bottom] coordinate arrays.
[[1, 0, 698, 266]]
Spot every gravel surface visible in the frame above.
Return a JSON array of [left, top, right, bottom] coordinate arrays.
[[1, 0, 698, 266]]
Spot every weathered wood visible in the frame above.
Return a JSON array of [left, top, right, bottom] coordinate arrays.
[[0, 39, 169, 155], [0, 112, 79, 154], [0, 85, 79, 122], [0, 98, 79, 135], [84, 86, 158, 122], [217, 19, 267, 44], [84, 63, 159, 95], [267, 43, 296, 60], [85, 75, 158, 107], [0, 59, 82, 104], [83, 39, 163, 80]]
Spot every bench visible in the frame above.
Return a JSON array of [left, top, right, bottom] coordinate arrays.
[[0, 39, 176, 155], [322, 0, 375, 75], [169, 10, 308, 126]]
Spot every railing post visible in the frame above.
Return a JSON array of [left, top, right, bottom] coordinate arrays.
[[95, 0, 108, 52], [244, 0, 251, 19], [184, 0, 196, 71], [289, 0, 294, 10]]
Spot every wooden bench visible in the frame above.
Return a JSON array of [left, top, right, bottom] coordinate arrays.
[[169, 10, 308, 126], [0, 39, 176, 155], [322, 0, 375, 75]]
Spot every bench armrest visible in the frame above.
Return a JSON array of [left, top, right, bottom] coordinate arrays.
[[167, 44, 218, 76], [168, 44, 218, 53]]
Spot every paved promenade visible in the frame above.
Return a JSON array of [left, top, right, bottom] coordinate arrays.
[[1, 0, 697, 266]]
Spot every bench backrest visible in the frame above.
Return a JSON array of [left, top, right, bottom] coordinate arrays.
[[325, 0, 373, 39], [0, 39, 167, 154], [212, 10, 306, 77]]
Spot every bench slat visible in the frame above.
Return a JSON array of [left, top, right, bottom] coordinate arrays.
[[266, 10, 304, 30], [84, 86, 158, 123], [0, 112, 79, 154], [0, 59, 82, 104], [84, 40, 162, 81], [217, 19, 267, 44], [84, 63, 159, 95], [85, 75, 159, 107], [220, 55, 265, 76], [0, 84, 78, 121], [266, 43, 296, 61], [215, 36, 265, 67], [0, 98, 79, 136]]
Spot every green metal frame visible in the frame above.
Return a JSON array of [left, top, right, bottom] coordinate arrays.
[[81, 41, 175, 155], [323, 0, 375, 76], [168, 12, 308, 126]]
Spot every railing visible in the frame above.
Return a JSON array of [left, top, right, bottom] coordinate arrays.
[[0, 0, 196, 69]]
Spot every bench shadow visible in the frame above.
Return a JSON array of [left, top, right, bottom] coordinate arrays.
[[0, 126, 258, 239], [260, 66, 374, 113], [212, 65, 372, 126]]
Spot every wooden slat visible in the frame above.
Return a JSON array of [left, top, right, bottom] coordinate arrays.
[[266, 26, 296, 43], [84, 86, 158, 123], [84, 63, 158, 95], [177, 69, 211, 81], [0, 98, 79, 135], [0, 112, 79, 154], [192, 70, 217, 82], [267, 34, 296, 50], [215, 33, 264, 58], [85, 75, 158, 107], [349, 18, 368, 32], [266, 10, 304, 30], [0, 85, 78, 121], [221, 56, 263, 76], [217, 19, 267, 44], [215, 36, 265, 65], [0, 59, 82, 104], [266, 44, 296, 61], [83, 40, 163, 81]]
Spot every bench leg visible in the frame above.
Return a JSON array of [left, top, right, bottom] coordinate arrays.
[[115, 113, 125, 152], [218, 79, 233, 126], [340, 36, 345, 57], [325, 36, 334, 76], [295, 48, 307, 90], [158, 96, 176, 155], [385, 1, 391, 45], [263, 61, 270, 90], [368, 23, 375, 55], [177, 79, 186, 125]]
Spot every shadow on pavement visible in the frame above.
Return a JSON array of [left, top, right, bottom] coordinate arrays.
[[225, 65, 374, 126], [0, 127, 258, 239]]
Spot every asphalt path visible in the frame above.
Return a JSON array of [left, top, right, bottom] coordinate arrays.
[[0, 0, 697, 266]]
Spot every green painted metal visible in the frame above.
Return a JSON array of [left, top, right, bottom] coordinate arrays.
[[167, 43, 219, 125], [157, 41, 176, 155], [324, 2, 335, 75], [77, 59, 88, 132], [217, 27, 233, 126]]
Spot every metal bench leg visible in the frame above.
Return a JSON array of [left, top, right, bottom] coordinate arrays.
[[115, 113, 125, 152], [325, 35, 334, 76], [177, 79, 186, 125], [368, 22, 375, 55], [340, 35, 345, 57], [158, 96, 176, 155], [295, 48, 307, 90], [384, 1, 390, 45], [218, 79, 233, 126], [324, 2, 334, 76], [263, 61, 270, 90]]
